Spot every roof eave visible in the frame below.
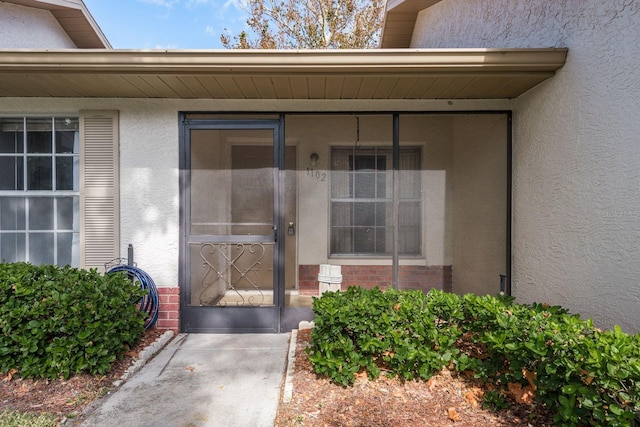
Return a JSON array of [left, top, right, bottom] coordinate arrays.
[[0, 48, 567, 74], [5, 0, 111, 49], [0, 48, 568, 99], [381, 0, 443, 49]]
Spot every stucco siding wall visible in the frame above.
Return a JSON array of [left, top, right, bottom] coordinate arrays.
[[0, 98, 180, 289], [0, 2, 76, 48], [117, 102, 180, 290], [412, 0, 640, 332]]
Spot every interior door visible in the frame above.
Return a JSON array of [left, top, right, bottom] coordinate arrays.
[[182, 122, 281, 333]]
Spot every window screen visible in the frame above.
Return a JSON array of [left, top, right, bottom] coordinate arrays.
[[330, 147, 421, 256]]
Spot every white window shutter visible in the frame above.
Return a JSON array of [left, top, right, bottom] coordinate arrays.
[[79, 111, 120, 272]]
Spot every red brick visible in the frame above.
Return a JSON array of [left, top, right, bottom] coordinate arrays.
[[160, 303, 179, 311]]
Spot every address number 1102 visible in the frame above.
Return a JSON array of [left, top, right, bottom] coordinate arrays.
[[306, 168, 327, 182]]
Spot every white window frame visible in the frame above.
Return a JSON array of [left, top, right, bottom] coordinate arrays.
[[330, 146, 422, 257], [0, 116, 80, 266]]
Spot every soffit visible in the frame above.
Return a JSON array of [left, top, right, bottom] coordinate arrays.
[[5, 0, 110, 48], [381, 0, 442, 48], [0, 48, 568, 100]]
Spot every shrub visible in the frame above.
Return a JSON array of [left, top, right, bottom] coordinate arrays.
[[307, 287, 463, 386], [307, 287, 640, 427], [0, 263, 147, 379]]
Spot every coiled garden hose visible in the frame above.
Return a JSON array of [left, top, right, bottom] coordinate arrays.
[[107, 265, 159, 329]]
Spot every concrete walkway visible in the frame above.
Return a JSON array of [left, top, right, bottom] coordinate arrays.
[[79, 333, 290, 427]]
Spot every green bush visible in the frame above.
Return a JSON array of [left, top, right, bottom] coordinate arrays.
[[0, 263, 146, 379], [307, 287, 640, 427]]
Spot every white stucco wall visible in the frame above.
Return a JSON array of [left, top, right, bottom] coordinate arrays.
[[0, 2, 76, 48], [0, 98, 180, 289], [412, 0, 640, 332]]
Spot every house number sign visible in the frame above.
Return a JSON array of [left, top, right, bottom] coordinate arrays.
[[306, 168, 327, 182]]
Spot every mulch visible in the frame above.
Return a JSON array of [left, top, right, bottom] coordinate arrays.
[[275, 328, 555, 426]]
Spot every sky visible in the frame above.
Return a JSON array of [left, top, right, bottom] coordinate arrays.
[[83, 0, 248, 49]]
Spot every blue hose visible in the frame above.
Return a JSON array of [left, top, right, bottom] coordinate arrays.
[[108, 265, 159, 329]]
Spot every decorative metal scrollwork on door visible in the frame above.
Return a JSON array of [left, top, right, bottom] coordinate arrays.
[[198, 243, 267, 306]]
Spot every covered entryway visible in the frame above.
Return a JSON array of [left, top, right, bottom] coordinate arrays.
[[180, 112, 512, 333]]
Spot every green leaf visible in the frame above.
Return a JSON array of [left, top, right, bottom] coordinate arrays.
[[561, 384, 579, 394], [609, 404, 623, 416]]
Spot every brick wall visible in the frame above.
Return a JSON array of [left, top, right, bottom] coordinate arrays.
[[159, 266, 451, 332], [156, 287, 180, 332], [299, 264, 452, 296]]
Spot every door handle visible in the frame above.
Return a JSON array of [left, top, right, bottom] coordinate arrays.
[[273, 226, 278, 242], [288, 222, 295, 236]]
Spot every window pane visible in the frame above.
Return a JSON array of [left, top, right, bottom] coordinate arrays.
[[56, 157, 76, 190], [0, 197, 26, 230], [353, 228, 375, 253], [331, 170, 351, 198], [400, 150, 421, 199], [0, 119, 23, 153], [0, 157, 23, 190], [55, 118, 79, 153], [56, 197, 77, 230], [400, 201, 421, 227], [0, 233, 25, 263], [331, 227, 351, 254], [354, 154, 375, 170], [354, 172, 376, 198], [376, 171, 387, 198], [29, 198, 54, 230], [375, 228, 388, 254], [375, 202, 388, 226], [353, 202, 375, 226], [400, 201, 421, 255], [399, 228, 421, 255], [29, 233, 54, 265], [353, 154, 376, 198], [26, 118, 53, 153], [331, 202, 351, 226], [57, 232, 74, 266], [27, 157, 52, 190]]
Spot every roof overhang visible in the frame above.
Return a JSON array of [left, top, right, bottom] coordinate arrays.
[[382, 0, 443, 49], [5, 0, 110, 48], [0, 48, 567, 99]]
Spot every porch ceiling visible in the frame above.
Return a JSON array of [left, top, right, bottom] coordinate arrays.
[[0, 48, 567, 100]]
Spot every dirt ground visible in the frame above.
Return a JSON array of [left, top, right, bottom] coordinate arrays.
[[0, 328, 165, 424], [275, 329, 555, 427], [2, 327, 556, 426]]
